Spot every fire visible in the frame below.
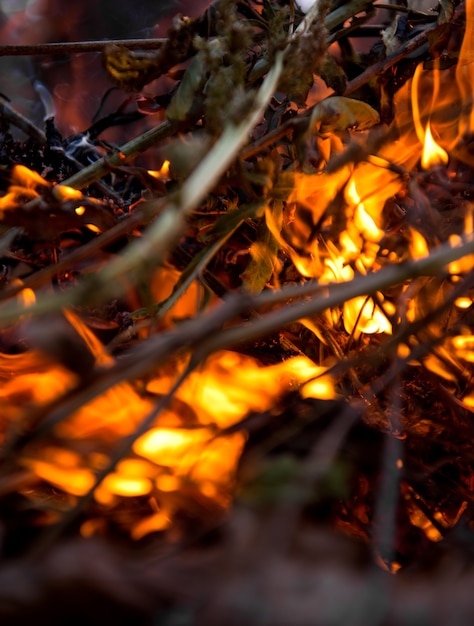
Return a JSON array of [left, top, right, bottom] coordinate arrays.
[[421, 122, 449, 169], [0, 310, 336, 535], [0, 165, 48, 213], [18, 287, 36, 308], [411, 63, 449, 169], [279, 5, 474, 354], [147, 160, 171, 179], [53, 185, 84, 202], [0, 163, 121, 239]]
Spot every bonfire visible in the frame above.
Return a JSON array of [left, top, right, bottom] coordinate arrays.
[[0, 0, 473, 624]]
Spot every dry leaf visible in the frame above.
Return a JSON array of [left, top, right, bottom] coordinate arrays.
[[310, 96, 380, 138]]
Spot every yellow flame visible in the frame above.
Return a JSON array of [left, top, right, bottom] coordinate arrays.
[[134, 427, 212, 468], [4, 318, 339, 527], [421, 121, 449, 169], [23, 458, 95, 496], [12, 164, 48, 188], [53, 185, 84, 201], [147, 160, 170, 179], [147, 351, 336, 429], [0, 365, 75, 411], [156, 474, 180, 492], [404, 487, 444, 542], [85, 224, 101, 233], [452, 335, 474, 362], [409, 228, 429, 259], [18, 287, 36, 308], [411, 63, 449, 169], [131, 511, 171, 539], [320, 249, 391, 337], [455, 297, 472, 309], [464, 394, 474, 409], [100, 474, 152, 497]]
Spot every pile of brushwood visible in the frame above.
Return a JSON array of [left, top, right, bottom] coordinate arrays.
[[0, 1, 474, 624]]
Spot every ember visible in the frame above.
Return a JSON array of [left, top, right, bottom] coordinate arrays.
[[0, 0, 474, 624]]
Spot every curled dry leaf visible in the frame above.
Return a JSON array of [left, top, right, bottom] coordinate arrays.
[[310, 96, 380, 137]]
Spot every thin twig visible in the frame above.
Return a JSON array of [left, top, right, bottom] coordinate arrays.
[[0, 97, 46, 143], [61, 119, 176, 190], [0, 39, 166, 57]]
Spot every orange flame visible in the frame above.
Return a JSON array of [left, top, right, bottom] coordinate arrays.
[[0, 311, 337, 535], [147, 159, 171, 179], [421, 121, 449, 169], [411, 63, 449, 169]]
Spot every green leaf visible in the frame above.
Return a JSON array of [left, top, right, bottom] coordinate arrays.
[[166, 51, 208, 123], [241, 241, 276, 294], [241, 203, 282, 293]]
